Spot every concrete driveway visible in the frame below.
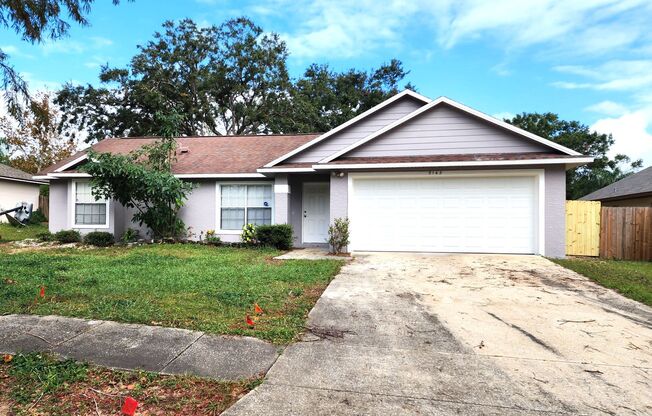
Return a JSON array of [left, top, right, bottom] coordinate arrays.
[[226, 253, 652, 415]]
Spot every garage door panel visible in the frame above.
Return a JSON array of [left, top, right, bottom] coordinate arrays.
[[351, 175, 538, 254]]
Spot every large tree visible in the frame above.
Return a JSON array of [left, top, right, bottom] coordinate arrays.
[[0, 0, 125, 117], [55, 17, 414, 142], [0, 92, 77, 173], [56, 17, 291, 142], [506, 113, 642, 199], [277, 59, 412, 133]]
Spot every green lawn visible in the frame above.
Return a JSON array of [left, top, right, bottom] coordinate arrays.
[[0, 244, 343, 343], [0, 353, 257, 415], [553, 257, 652, 307], [0, 222, 48, 242]]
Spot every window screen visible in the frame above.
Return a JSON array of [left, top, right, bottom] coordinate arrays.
[[75, 182, 107, 225], [220, 184, 272, 230]]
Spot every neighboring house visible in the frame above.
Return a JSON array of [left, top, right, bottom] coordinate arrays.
[[0, 163, 45, 222], [581, 166, 652, 207], [35, 91, 593, 257]]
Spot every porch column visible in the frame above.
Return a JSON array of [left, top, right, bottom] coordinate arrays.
[[274, 174, 290, 225], [329, 172, 348, 223]]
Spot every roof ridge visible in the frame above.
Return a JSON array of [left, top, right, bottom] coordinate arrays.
[[112, 133, 322, 140]]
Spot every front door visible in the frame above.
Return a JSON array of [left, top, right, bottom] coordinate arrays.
[[302, 182, 330, 243]]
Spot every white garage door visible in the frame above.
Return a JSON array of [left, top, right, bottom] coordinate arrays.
[[350, 174, 539, 254]]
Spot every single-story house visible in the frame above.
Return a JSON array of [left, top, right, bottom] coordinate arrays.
[[35, 91, 593, 257], [581, 166, 652, 207], [0, 163, 45, 222]]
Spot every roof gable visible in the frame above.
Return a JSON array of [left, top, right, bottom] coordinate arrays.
[[263, 90, 430, 167], [320, 97, 582, 163]]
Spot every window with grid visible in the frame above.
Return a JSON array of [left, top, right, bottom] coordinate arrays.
[[220, 184, 272, 230], [74, 182, 107, 225]]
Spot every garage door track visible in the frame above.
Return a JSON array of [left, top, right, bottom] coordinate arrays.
[[225, 253, 652, 415]]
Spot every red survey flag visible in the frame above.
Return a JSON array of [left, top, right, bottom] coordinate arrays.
[[254, 303, 264, 314], [246, 314, 255, 327], [39, 286, 45, 298], [122, 396, 138, 415]]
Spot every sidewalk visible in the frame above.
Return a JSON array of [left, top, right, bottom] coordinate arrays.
[[0, 314, 279, 380]]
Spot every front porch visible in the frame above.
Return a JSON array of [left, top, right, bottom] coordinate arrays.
[[273, 172, 347, 248]]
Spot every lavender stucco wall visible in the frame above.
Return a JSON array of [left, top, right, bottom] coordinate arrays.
[[48, 180, 68, 233], [544, 165, 566, 258], [329, 173, 348, 223]]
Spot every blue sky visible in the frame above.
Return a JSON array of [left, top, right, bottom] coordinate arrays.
[[2, 0, 652, 164]]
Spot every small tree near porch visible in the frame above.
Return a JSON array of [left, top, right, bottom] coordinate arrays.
[[82, 113, 194, 239]]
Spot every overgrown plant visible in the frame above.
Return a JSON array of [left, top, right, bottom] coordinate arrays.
[[241, 224, 257, 245], [327, 217, 350, 254], [82, 112, 194, 239]]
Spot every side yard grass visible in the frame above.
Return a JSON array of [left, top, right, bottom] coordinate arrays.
[[552, 257, 652, 307], [0, 244, 343, 344], [0, 223, 48, 242], [0, 353, 257, 415]]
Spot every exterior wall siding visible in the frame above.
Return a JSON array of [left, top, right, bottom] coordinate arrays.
[[179, 180, 217, 240], [48, 180, 68, 232], [288, 97, 424, 163], [346, 104, 549, 158], [0, 179, 41, 223]]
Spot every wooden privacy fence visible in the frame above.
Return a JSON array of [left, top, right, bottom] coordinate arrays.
[[38, 194, 49, 220], [600, 206, 652, 261], [566, 200, 652, 260], [566, 200, 601, 256]]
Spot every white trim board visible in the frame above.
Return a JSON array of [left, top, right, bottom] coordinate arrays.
[[320, 96, 582, 163], [262, 90, 431, 168], [0, 176, 47, 185], [44, 172, 266, 179], [312, 157, 593, 170], [54, 154, 88, 172]]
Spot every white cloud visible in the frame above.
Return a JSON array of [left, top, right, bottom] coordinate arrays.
[[553, 60, 652, 92], [1, 45, 34, 59], [492, 111, 515, 121], [591, 109, 652, 166], [585, 101, 628, 117]]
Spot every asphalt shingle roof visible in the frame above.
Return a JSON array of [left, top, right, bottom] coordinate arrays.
[[581, 166, 652, 201], [0, 163, 41, 182]]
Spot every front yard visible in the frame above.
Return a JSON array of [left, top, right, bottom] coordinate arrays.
[[0, 223, 48, 242], [0, 244, 343, 344], [552, 257, 652, 307], [0, 353, 257, 415]]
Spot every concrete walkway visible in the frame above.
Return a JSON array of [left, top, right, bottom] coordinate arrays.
[[0, 314, 279, 380]]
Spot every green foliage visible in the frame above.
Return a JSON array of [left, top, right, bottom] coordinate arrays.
[[241, 223, 257, 245], [54, 229, 81, 243], [255, 224, 293, 250], [506, 113, 643, 199], [283, 59, 411, 133], [204, 229, 221, 245], [328, 217, 350, 254], [36, 231, 54, 242], [83, 231, 114, 247], [82, 114, 194, 239], [0, 244, 343, 343], [121, 227, 140, 243], [7, 353, 88, 404], [39, 184, 49, 196], [55, 17, 413, 141], [28, 209, 47, 224]]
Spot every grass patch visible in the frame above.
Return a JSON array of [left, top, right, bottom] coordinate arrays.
[[0, 244, 343, 343], [552, 257, 652, 307], [0, 223, 48, 242], [0, 353, 256, 415]]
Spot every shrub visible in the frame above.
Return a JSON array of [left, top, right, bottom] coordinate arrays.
[[54, 230, 81, 244], [28, 209, 47, 224], [121, 228, 140, 243], [328, 217, 350, 254], [36, 231, 54, 242], [256, 224, 293, 250], [204, 229, 221, 245], [241, 223, 257, 245], [84, 231, 114, 247]]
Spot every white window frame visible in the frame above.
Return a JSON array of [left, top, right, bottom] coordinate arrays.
[[215, 182, 275, 234], [69, 180, 110, 229]]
